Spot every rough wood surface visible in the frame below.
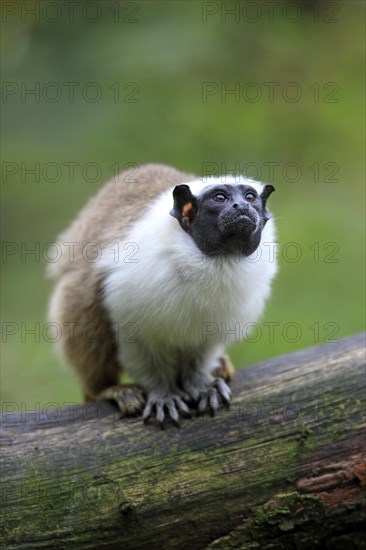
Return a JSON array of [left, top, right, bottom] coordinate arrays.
[[1, 333, 365, 549]]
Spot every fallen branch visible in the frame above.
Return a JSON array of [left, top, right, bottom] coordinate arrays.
[[1, 333, 365, 549]]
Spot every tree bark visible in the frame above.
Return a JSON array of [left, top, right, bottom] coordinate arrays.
[[1, 333, 365, 549]]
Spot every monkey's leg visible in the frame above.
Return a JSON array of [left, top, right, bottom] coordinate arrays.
[[96, 385, 145, 417], [212, 354, 236, 382], [195, 353, 235, 415], [181, 351, 233, 416], [49, 270, 145, 417]]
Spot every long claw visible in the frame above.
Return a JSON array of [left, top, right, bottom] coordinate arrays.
[[143, 401, 153, 423], [156, 401, 165, 424], [174, 397, 191, 418], [209, 388, 219, 414], [166, 401, 179, 422], [216, 378, 232, 404], [198, 394, 208, 414]]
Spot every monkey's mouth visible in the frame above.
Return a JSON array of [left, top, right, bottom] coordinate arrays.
[[219, 213, 257, 234]]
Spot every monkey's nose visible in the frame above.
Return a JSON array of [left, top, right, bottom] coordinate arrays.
[[233, 202, 249, 214]]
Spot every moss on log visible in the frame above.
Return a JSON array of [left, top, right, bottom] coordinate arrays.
[[1, 333, 365, 549]]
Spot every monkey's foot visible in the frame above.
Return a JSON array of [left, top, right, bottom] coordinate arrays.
[[184, 376, 232, 416], [143, 391, 191, 429], [98, 385, 146, 417], [197, 378, 232, 415], [212, 354, 236, 382]]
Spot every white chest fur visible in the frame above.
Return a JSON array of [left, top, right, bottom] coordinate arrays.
[[97, 177, 277, 356]]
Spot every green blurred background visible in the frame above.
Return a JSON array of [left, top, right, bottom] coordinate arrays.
[[1, 0, 365, 409]]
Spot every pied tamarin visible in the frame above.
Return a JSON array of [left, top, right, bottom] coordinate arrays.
[[48, 164, 277, 427]]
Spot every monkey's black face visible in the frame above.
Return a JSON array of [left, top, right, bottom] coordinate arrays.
[[170, 183, 275, 257]]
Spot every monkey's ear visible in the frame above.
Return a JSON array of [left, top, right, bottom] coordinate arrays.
[[170, 184, 198, 232], [260, 184, 275, 225]]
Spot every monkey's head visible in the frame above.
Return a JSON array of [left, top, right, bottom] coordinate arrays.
[[170, 181, 275, 257]]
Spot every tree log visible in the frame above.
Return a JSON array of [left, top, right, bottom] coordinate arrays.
[[1, 333, 365, 549]]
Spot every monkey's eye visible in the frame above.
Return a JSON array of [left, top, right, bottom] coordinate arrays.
[[213, 193, 228, 203], [245, 191, 257, 202]]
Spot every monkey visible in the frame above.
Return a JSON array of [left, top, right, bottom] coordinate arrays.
[[48, 164, 277, 427]]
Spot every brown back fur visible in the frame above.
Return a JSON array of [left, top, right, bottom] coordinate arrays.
[[49, 164, 196, 278], [49, 164, 196, 400]]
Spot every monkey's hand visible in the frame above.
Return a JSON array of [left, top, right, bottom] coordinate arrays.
[[183, 373, 232, 416], [97, 385, 146, 417], [143, 390, 191, 429]]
